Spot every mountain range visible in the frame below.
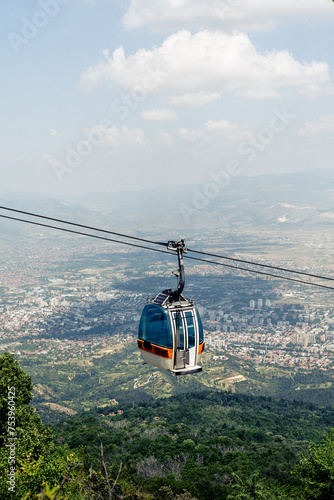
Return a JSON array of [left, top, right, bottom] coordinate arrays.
[[1, 170, 334, 238]]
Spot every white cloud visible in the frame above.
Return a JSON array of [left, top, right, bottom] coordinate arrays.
[[205, 119, 253, 141], [178, 119, 253, 143], [170, 91, 221, 107], [299, 115, 334, 136], [141, 109, 178, 121], [123, 0, 333, 32], [80, 46, 164, 93], [49, 129, 58, 137], [83, 125, 150, 147], [80, 30, 333, 104]]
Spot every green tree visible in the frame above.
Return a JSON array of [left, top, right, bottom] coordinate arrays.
[[0, 353, 53, 458], [226, 472, 275, 499], [293, 428, 334, 499], [0, 353, 85, 499]]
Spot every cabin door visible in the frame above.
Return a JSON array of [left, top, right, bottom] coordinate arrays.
[[172, 310, 197, 370]]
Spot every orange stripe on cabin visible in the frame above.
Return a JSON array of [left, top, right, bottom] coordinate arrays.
[[137, 339, 173, 359], [198, 342, 205, 355]]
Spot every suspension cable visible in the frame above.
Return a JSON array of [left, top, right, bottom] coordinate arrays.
[[0, 214, 173, 256], [1, 204, 333, 284], [187, 247, 334, 283], [0, 205, 166, 248], [183, 254, 334, 291], [1, 212, 334, 291]]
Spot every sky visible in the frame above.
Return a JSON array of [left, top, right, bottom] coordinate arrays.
[[1, 0, 334, 198]]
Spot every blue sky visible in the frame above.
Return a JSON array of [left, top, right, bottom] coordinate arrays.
[[1, 0, 334, 197]]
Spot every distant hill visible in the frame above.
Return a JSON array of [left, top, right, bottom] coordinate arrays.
[[75, 170, 334, 231], [1, 170, 334, 238]]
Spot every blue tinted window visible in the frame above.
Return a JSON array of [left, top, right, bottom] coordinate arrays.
[[196, 308, 204, 344], [174, 312, 184, 349], [185, 311, 195, 348], [138, 305, 173, 348]]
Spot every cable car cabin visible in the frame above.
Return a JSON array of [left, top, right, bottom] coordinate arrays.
[[138, 292, 204, 375]]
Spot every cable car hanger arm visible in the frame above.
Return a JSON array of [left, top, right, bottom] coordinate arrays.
[[166, 239, 187, 300]]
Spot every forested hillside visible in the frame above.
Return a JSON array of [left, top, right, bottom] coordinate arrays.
[[53, 391, 334, 499], [1, 352, 334, 499]]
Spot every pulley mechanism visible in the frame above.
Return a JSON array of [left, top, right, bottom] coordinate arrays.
[[165, 238, 187, 302]]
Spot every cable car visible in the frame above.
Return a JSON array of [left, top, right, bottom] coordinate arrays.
[[138, 239, 204, 375]]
